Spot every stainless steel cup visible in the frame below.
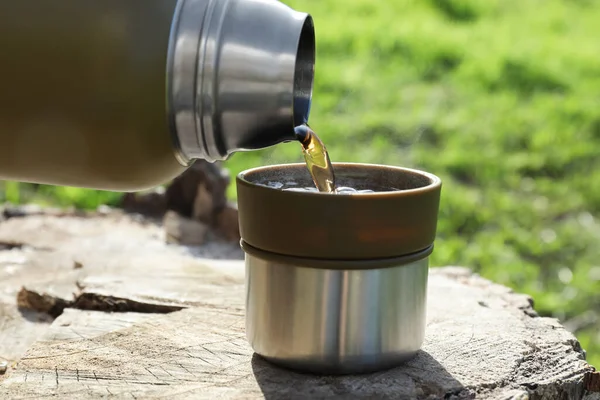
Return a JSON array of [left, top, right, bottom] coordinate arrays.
[[236, 163, 442, 374]]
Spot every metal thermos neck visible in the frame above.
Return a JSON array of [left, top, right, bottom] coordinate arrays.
[[168, 0, 316, 163]]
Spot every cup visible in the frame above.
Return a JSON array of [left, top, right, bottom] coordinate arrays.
[[236, 163, 442, 374]]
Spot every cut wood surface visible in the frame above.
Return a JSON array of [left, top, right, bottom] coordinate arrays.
[[0, 210, 242, 369], [0, 211, 598, 399]]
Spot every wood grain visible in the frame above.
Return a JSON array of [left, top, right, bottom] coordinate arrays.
[[0, 212, 242, 370]]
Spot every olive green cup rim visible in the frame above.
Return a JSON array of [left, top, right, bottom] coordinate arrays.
[[236, 162, 442, 260], [237, 162, 442, 197]]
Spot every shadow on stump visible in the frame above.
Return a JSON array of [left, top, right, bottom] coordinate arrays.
[[251, 350, 464, 399]]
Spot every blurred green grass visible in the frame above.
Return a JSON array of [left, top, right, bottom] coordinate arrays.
[[1, 0, 599, 366]]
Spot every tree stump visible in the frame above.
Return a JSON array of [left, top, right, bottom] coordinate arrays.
[[121, 160, 241, 245], [0, 211, 598, 399]]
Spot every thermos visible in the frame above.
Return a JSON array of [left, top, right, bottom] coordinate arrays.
[[0, 0, 315, 191]]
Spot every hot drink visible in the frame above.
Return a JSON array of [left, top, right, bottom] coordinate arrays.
[[294, 124, 337, 193]]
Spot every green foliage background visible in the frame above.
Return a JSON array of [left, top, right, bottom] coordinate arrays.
[[1, 0, 599, 366]]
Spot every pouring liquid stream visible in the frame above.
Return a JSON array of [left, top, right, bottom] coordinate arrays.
[[294, 124, 337, 193]]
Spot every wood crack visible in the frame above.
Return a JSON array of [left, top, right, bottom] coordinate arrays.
[[72, 293, 183, 314], [584, 370, 600, 393], [17, 288, 71, 319], [16, 287, 183, 319]]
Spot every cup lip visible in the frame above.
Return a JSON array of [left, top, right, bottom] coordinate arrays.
[[236, 162, 442, 260], [236, 162, 442, 197], [241, 240, 433, 270]]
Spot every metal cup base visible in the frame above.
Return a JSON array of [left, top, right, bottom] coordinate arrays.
[[244, 253, 429, 375]]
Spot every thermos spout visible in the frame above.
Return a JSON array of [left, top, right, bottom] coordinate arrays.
[[169, 0, 316, 163]]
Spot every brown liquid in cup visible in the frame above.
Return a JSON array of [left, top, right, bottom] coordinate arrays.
[[295, 124, 337, 193]]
